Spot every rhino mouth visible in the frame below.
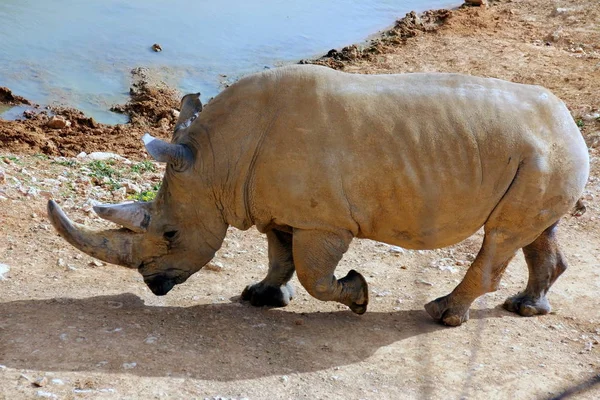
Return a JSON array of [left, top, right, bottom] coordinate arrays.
[[145, 276, 176, 296]]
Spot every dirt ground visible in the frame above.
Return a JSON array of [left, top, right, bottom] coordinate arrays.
[[1, 0, 599, 399]]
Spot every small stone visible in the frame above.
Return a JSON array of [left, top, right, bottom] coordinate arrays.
[[152, 43, 162, 52], [57, 258, 66, 267], [389, 246, 405, 254], [122, 362, 137, 369], [46, 115, 70, 129], [294, 319, 304, 326], [172, 109, 180, 118], [90, 260, 103, 267], [465, 0, 486, 5], [144, 336, 158, 344], [50, 379, 64, 386], [280, 375, 289, 383], [415, 279, 433, 286], [204, 261, 224, 272], [0, 263, 10, 280], [36, 391, 57, 399], [77, 152, 87, 158], [87, 152, 126, 161], [123, 181, 141, 194], [0, 168, 5, 184], [33, 377, 48, 387]]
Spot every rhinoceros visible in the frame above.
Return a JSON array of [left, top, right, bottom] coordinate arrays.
[[47, 65, 589, 326]]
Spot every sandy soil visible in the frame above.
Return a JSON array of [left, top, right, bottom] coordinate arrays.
[[1, 0, 599, 399]]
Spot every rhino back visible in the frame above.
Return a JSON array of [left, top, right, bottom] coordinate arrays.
[[202, 66, 586, 249]]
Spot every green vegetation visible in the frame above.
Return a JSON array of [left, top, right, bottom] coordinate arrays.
[[52, 159, 78, 167], [576, 118, 585, 128], [128, 183, 161, 202], [131, 160, 157, 174]]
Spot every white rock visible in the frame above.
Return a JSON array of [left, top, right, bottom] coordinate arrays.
[[0, 263, 10, 280], [87, 152, 126, 161], [123, 181, 141, 194], [36, 391, 57, 399], [389, 245, 405, 254], [51, 379, 64, 385], [122, 362, 137, 369], [76, 152, 87, 158]]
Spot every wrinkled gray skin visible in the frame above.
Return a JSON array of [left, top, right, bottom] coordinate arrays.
[[48, 65, 589, 326]]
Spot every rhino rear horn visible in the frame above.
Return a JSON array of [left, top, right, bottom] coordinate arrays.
[[142, 133, 194, 171], [174, 92, 202, 132], [93, 202, 151, 233]]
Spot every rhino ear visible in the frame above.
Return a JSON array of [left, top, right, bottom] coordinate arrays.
[[142, 133, 194, 171], [174, 92, 202, 132]]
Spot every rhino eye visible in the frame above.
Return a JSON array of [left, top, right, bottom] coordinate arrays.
[[163, 230, 178, 240]]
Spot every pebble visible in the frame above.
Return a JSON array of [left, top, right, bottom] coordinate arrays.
[[0, 168, 5, 184], [33, 377, 48, 387], [123, 181, 141, 194], [87, 152, 126, 162], [46, 115, 70, 129], [36, 391, 57, 399], [389, 245, 405, 254], [122, 362, 137, 369], [0, 263, 10, 280], [205, 261, 224, 272], [415, 279, 433, 286], [51, 379, 64, 385], [144, 336, 158, 344]]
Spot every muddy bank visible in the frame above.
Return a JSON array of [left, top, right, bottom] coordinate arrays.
[[0, 68, 180, 158], [302, 9, 453, 69], [0, 87, 31, 106]]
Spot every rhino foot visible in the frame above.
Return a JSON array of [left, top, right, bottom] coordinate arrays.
[[424, 295, 470, 327], [339, 269, 369, 315], [503, 293, 551, 316], [241, 282, 294, 308]]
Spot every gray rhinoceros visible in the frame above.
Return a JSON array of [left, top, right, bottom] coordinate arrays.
[[47, 65, 589, 326]]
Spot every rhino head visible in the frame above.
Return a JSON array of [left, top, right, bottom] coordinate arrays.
[[47, 93, 228, 296]]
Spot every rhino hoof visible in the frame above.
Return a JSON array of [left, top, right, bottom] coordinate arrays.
[[424, 295, 470, 327], [341, 269, 369, 315], [241, 282, 294, 308], [503, 294, 551, 317]]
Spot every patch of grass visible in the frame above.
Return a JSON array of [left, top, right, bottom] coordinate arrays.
[[33, 153, 49, 160], [2, 155, 22, 165], [131, 160, 156, 174], [128, 183, 161, 202], [53, 159, 78, 167], [576, 118, 585, 128], [87, 160, 120, 179]]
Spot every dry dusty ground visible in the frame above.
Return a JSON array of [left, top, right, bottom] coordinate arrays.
[[1, 0, 600, 399]]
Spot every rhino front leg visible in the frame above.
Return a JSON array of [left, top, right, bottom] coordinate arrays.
[[242, 229, 295, 307], [293, 229, 368, 314]]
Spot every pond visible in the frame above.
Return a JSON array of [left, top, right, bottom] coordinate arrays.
[[0, 0, 458, 123]]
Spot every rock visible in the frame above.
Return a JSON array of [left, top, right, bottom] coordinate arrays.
[[415, 279, 434, 286], [122, 362, 137, 369], [87, 152, 126, 162], [172, 109, 180, 118], [204, 261, 224, 272], [50, 379, 64, 386], [57, 258, 66, 268], [77, 152, 87, 158], [0, 168, 5, 184], [90, 260, 103, 267], [583, 112, 600, 121], [0, 263, 10, 280], [152, 43, 162, 52], [123, 181, 141, 194], [113, 186, 127, 199], [46, 115, 71, 129], [33, 377, 48, 387], [465, 0, 485, 5], [36, 391, 57, 399], [389, 245, 405, 254]]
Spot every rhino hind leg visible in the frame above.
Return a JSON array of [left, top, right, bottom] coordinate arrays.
[[292, 229, 368, 314], [503, 222, 566, 316], [242, 229, 295, 307]]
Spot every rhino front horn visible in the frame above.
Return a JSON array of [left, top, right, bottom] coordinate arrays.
[[142, 133, 194, 171]]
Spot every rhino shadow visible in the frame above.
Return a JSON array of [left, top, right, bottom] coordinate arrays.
[[0, 293, 506, 381]]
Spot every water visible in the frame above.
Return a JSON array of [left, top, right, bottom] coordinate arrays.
[[0, 0, 458, 124]]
